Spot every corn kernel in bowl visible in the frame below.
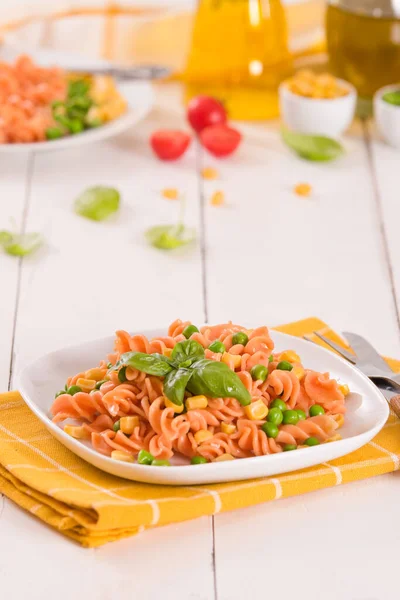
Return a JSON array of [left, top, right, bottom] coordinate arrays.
[[285, 70, 350, 100]]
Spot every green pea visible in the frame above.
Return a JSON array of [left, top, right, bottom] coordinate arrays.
[[309, 404, 325, 417], [304, 437, 320, 446], [113, 420, 120, 432], [232, 331, 249, 346], [67, 385, 82, 395], [261, 422, 279, 438], [270, 398, 287, 412], [283, 444, 297, 451], [45, 127, 63, 140], [95, 379, 108, 389], [191, 456, 208, 465], [269, 354, 274, 363], [118, 367, 127, 383], [267, 407, 283, 425], [182, 324, 199, 339], [138, 450, 154, 465], [151, 459, 171, 466], [107, 362, 113, 368], [282, 410, 299, 425], [208, 340, 226, 354], [250, 364, 268, 382], [55, 390, 66, 398], [68, 119, 84, 134], [276, 360, 293, 371], [295, 409, 307, 421]]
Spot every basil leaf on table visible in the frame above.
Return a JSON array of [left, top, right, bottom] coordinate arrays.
[[163, 368, 193, 406], [0, 232, 43, 257], [145, 224, 196, 250], [171, 339, 205, 368], [114, 351, 173, 377], [382, 90, 400, 106], [74, 186, 120, 221], [281, 129, 344, 162], [187, 359, 251, 406]]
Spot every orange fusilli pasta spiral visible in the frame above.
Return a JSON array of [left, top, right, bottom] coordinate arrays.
[[51, 320, 349, 465]]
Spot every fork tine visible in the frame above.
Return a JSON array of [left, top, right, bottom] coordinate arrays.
[[312, 331, 357, 363]]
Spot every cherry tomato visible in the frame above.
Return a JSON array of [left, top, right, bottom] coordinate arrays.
[[150, 130, 191, 160], [187, 96, 227, 133], [199, 124, 242, 157]]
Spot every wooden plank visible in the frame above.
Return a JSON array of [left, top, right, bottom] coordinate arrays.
[[365, 121, 400, 338], [0, 154, 31, 391], [201, 122, 400, 356], [0, 501, 214, 600], [214, 475, 400, 600], [1, 99, 214, 599], [206, 125, 400, 599]]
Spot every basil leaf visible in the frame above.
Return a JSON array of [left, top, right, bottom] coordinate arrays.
[[75, 186, 120, 221], [382, 90, 400, 106], [1, 232, 43, 257], [116, 351, 173, 377], [163, 368, 193, 406], [187, 359, 251, 406], [171, 340, 205, 368], [281, 129, 344, 162], [145, 224, 196, 250]]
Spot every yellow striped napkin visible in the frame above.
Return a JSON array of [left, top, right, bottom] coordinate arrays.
[[0, 317, 399, 547]]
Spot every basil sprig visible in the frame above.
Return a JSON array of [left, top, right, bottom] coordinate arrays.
[[111, 340, 251, 407]]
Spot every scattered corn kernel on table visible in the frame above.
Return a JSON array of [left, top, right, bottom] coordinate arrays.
[[1, 83, 400, 599]]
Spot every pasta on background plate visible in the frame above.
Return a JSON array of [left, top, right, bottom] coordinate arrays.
[[50, 320, 349, 466]]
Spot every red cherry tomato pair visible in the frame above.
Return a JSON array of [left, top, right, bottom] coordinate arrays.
[[150, 96, 241, 161]]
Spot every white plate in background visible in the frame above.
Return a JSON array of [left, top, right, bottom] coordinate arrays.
[[0, 46, 154, 153]]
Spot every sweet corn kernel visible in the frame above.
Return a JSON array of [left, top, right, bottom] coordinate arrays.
[[221, 352, 242, 369], [120, 416, 140, 435], [194, 429, 213, 444], [201, 167, 218, 180], [165, 397, 184, 413], [294, 183, 312, 197], [286, 70, 349, 99], [215, 453, 235, 462], [163, 347, 173, 358], [325, 434, 342, 443], [64, 425, 90, 440], [85, 368, 105, 381], [161, 188, 179, 200], [339, 383, 350, 397], [111, 450, 135, 462], [244, 399, 268, 420], [186, 395, 208, 410], [210, 190, 225, 206], [279, 350, 301, 363], [221, 422, 236, 435], [76, 378, 96, 392], [293, 366, 305, 380], [333, 414, 345, 428]]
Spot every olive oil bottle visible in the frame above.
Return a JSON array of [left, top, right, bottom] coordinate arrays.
[[327, 0, 400, 100], [184, 0, 292, 120]]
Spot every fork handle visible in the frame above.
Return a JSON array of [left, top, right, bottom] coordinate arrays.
[[389, 395, 400, 419]]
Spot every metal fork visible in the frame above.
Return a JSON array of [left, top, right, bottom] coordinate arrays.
[[305, 330, 400, 418]]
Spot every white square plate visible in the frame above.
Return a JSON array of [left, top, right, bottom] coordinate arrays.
[[16, 328, 389, 485]]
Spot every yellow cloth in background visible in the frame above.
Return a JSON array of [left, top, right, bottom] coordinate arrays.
[[0, 317, 399, 547]]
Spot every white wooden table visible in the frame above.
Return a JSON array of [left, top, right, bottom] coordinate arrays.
[[1, 86, 400, 600]]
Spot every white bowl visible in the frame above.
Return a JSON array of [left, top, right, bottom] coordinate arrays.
[[16, 327, 388, 486], [374, 84, 400, 149], [279, 78, 357, 138]]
